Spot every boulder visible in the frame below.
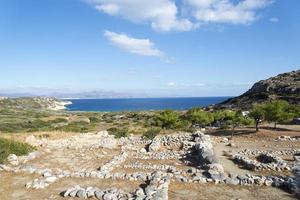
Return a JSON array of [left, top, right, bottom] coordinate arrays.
[[294, 154, 300, 162], [45, 176, 57, 183], [103, 193, 117, 200], [98, 137, 117, 149], [95, 190, 104, 199], [7, 154, 19, 166], [76, 189, 87, 199], [148, 140, 160, 152]]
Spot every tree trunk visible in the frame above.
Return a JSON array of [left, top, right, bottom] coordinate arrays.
[[255, 120, 259, 132], [274, 121, 277, 129], [231, 126, 235, 138]]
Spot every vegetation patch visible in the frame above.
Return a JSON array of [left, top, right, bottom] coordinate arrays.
[[142, 128, 161, 140], [107, 127, 129, 138], [0, 138, 35, 164]]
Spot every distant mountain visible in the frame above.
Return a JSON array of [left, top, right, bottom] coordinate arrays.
[[55, 90, 142, 99], [216, 70, 300, 110], [0, 90, 140, 99]]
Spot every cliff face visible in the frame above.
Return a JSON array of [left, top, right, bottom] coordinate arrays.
[[216, 70, 300, 110]]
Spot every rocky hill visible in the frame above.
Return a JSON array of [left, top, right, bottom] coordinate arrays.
[[216, 70, 300, 110], [0, 97, 71, 111]]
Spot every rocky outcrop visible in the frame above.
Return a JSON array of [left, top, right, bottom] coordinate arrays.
[[216, 70, 300, 109], [33, 97, 71, 110]]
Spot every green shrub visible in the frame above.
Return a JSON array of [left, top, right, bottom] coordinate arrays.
[[61, 121, 90, 132], [142, 128, 161, 140], [185, 108, 214, 127], [107, 127, 129, 138], [154, 110, 180, 129], [0, 138, 35, 164], [213, 109, 236, 122], [49, 118, 68, 123], [175, 119, 192, 130], [89, 116, 101, 123]]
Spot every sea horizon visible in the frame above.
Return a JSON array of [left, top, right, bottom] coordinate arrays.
[[65, 96, 232, 112], [62, 96, 233, 100]]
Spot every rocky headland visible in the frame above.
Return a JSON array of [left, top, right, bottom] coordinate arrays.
[[216, 70, 300, 109]]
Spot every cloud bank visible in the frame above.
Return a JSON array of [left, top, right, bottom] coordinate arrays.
[[88, 0, 273, 32], [104, 30, 164, 57]]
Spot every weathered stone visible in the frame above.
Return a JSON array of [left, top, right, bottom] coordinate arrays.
[[148, 140, 161, 152], [95, 190, 104, 199], [76, 189, 87, 199], [103, 193, 117, 200], [69, 189, 78, 197], [7, 154, 19, 166], [45, 176, 57, 183]]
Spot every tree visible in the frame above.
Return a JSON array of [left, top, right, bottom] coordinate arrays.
[[249, 105, 265, 132], [263, 100, 290, 129], [185, 108, 214, 127], [286, 104, 300, 119], [230, 111, 253, 138], [154, 110, 180, 129], [213, 109, 236, 129]]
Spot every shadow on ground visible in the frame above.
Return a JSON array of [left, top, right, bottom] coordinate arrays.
[[207, 129, 256, 137]]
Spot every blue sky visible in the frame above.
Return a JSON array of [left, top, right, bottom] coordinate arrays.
[[0, 0, 299, 97]]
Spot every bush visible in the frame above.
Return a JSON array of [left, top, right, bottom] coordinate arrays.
[[175, 119, 192, 130], [49, 118, 68, 123], [185, 108, 214, 127], [0, 138, 35, 164], [142, 128, 161, 140], [107, 127, 129, 138], [89, 116, 101, 123], [0, 119, 52, 133], [213, 110, 236, 122], [154, 110, 180, 129]]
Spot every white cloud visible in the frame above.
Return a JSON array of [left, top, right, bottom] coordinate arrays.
[[185, 0, 273, 25], [89, 0, 196, 32], [87, 0, 273, 32], [167, 82, 176, 86], [167, 82, 206, 88], [269, 17, 279, 23], [104, 30, 163, 57], [96, 3, 119, 15]]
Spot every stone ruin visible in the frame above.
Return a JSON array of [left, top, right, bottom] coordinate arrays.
[[61, 171, 170, 200], [232, 153, 291, 171], [1, 130, 300, 199]]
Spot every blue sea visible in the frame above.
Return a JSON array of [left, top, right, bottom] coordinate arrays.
[[65, 97, 231, 112]]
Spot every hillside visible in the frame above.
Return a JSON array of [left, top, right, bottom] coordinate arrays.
[[0, 97, 71, 111], [216, 70, 300, 110]]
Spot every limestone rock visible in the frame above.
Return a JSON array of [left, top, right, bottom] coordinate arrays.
[[7, 154, 19, 166]]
